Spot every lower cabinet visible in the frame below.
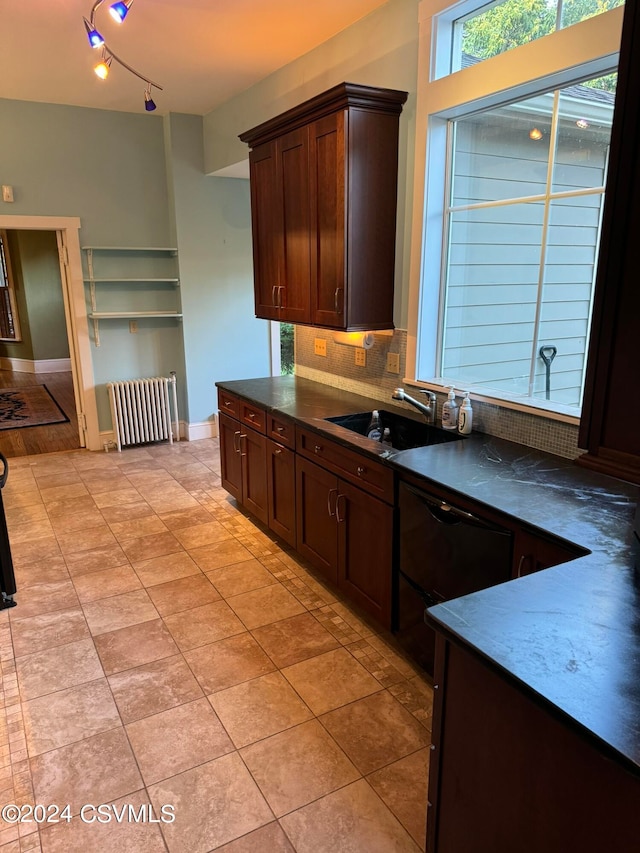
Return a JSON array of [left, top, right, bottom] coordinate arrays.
[[296, 456, 393, 626], [219, 411, 268, 525], [266, 439, 296, 548], [512, 527, 585, 577], [427, 635, 640, 853]]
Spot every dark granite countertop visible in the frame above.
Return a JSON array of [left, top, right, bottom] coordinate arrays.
[[216, 375, 640, 774]]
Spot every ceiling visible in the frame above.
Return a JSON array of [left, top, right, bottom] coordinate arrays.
[[1, 0, 390, 116]]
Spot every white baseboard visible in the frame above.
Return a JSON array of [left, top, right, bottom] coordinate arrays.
[[186, 418, 218, 440], [0, 357, 72, 374], [98, 417, 217, 451]]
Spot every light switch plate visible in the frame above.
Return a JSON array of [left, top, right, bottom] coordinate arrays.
[[129, 320, 138, 334], [387, 352, 400, 374], [314, 338, 327, 356], [355, 348, 366, 367]]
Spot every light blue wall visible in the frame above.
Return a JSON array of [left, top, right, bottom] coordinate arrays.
[[164, 114, 270, 426], [0, 98, 187, 429]]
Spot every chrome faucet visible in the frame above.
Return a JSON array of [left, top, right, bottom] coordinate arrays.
[[392, 388, 437, 425]]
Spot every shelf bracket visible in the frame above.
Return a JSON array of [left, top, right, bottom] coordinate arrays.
[[93, 317, 100, 347]]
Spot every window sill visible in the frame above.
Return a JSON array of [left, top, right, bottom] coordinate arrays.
[[407, 378, 581, 426]]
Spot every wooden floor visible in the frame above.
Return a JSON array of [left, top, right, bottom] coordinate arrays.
[[0, 370, 80, 458]]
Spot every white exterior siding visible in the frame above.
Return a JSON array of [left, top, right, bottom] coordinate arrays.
[[441, 101, 611, 407]]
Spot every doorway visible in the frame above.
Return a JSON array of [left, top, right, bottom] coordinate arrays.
[[0, 215, 100, 454]]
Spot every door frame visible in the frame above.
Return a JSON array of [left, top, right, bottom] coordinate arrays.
[[0, 214, 100, 451]]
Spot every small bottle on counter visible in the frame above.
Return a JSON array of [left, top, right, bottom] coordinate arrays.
[[381, 427, 392, 448], [458, 392, 473, 434], [441, 386, 459, 430], [367, 410, 382, 441]]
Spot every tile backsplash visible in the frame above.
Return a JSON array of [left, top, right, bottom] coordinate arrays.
[[294, 326, 582, 460]]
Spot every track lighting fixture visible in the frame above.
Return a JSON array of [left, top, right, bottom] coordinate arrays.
[[83, 17, 104, 48], [83, 0, 162, 112], [144, 87, 157, 112], [94, 52, 112, 79], [109, 1, 134, 24]]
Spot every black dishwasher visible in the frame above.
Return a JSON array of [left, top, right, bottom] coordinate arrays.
[[395, 480, 513, 673]]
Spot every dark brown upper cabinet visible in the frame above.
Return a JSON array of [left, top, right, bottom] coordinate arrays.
[[578, 1, 640, 485], [240, 82, 408, 331]]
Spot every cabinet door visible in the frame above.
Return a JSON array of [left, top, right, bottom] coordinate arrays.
[[277, 127, 311, 323], [219, 412, 242, 502], [241, 427, 268, 525], [248, 141, 281, 320], [295, 456, 338, 584], [337, 479, 393, 629], [267, 440, 296, 547], [513, 528, 582, 578], [309, 111, 347, 328]]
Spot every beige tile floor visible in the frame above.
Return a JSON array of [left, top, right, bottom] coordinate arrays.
[[0, 439, 432, 853]]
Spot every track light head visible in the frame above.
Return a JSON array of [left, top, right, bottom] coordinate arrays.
[[144, 88, 157, 112], [109, 0, 134, 23], [94, 53, 113, 80], [83, 17, 104, 48]]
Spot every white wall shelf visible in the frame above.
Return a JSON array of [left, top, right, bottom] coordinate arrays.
[[89, 312, 184, 319], [82, 246, 181, 346]]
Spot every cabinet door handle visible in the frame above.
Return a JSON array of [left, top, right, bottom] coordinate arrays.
[[327, 487, 337, 518], [240, 433, 247, 457], [274, 447, 282, 456], [278, 285, 284, 308], [272, 285, 279, 308], [334, 287, 343, 314], [517, 554, 529, 577], [336, 493, 346, 523], [314, 444, 322, 455], [233, 430, 241, 453]]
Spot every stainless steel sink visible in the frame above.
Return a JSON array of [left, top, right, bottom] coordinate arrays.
[[324, 409, 462, 451]]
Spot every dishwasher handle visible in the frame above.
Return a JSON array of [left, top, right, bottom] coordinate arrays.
[[402, 482, 511, 534]]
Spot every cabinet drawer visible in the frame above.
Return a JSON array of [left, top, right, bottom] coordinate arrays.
[[218, 389, 239, 419], [296, 426, 393, 503], [267, 414, 295, 448], [239, 400, 266, 433]]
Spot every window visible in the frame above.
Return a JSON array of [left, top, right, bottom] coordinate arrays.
[[0, 231, 21, 342], [412, 0, 624, 416], [446, 0, 624, 76], [440, 74, 615, 407]]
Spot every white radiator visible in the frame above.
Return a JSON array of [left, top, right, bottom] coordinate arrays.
[[107, 375, 179, 451]]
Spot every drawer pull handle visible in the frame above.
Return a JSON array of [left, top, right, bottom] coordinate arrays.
[[248, 412, 256, 419], [274, 447, 282, 456], [224, 401, 233, 408], [276, 426, 284, 433], [357, 466, 365, 477], [327, 488, 337, 518], [314, 445, 322, 455]]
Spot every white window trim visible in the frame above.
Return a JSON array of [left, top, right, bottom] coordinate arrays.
[[405, 2, 624, 422]]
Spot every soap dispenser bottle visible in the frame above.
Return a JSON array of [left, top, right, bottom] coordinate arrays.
[[441, 386, 458, 430], [458, 392, 473, 435], [366, 410, 382, 441]]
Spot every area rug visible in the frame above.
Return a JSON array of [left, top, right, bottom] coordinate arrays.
[[0, 385, 69, 430]]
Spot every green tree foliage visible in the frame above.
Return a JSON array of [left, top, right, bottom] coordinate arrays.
[[462, 0, 622, 84], [280, 323, 294, 375]]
